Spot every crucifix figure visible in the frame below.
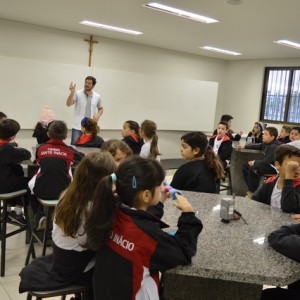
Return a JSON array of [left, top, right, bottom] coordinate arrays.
[[84, 35, 98, 67]]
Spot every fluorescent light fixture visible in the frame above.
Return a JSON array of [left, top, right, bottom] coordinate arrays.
[[274, 40, 300, 50], [144, 2, 219, 24], [79, 21, 143, 35], [200, 46, 241, 56]]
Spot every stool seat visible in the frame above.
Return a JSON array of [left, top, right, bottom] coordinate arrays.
[[0, 189, 27, 200], [0, 189, 29, 276], [27, 284, 90, 299]]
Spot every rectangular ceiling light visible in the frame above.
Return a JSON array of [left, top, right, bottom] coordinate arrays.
[[79, 21, 143, 35], [200, 46, 241, 56], [274, 40, 300, 50], [144, 2, 219, 24]]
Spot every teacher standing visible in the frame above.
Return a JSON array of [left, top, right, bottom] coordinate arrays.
[[66, 76, 103, 144]]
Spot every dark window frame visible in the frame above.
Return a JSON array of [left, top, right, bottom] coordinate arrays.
[[260, 66, 300, 125]]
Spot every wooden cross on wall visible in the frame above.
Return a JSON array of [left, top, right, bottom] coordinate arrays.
[[84, 35, 98, 67]]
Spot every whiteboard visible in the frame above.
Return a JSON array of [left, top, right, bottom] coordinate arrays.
[[0, 56, 218, 131]]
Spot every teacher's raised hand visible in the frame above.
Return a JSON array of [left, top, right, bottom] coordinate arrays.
[[69, 82, 76, 93]]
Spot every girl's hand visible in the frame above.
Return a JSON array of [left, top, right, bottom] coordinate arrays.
[[160, 190, 168, 204], [291, 214, 300, 221], [172, 194, 193, 212], [285, 161, 300, 179]]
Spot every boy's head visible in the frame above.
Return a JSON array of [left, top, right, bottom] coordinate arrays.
[[101, 139, 133, 166], [47, 120, 68, 140], [217, 121, 228, 138], [262, 127, 278, 143], [0, 112, 7, 121], [220, 114, 233, 128], [290, 127, 300, 141], [275, 145, 300, 179], [279, 125, 292, 138], [0, 119, 20, 140]]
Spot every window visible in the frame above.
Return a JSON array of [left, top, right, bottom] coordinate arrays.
[[261, 67, 300, 124]]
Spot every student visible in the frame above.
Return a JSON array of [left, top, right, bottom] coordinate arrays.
[[29, 120, 84, 200], [19, 152, 116, 295], [0, 118, 31, 225], [101, 139, 133, 166], [32, 107, 55, 145], [238, 127, 281, 196], [209, 121, 233, 168], [84, 156, 202, 300], [252, 144, 300, 213], [260, 223, 300, 300], [278, 125, 291, 144], [121, 120, 144, 154], [289, 126, 300, 142], [74, 117, 104, 148], [213, 114, 243, 141], [247, 122, 264, 144], [140, 119, 161, 161], [171, 131, 224, 193]]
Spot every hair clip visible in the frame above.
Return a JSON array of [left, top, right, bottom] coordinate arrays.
[[81, 117, 88, 127], [111, 173, 117, 183], [132, 176, 137, 189]]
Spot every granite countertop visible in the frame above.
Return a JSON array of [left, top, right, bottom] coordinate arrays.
[[162, 191, 300, 287]]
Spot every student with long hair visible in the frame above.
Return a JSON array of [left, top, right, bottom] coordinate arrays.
[[140, 119, 161, 161], [171, 131, 224, 193], [19, 152, 116, 295], [84, 156, 202, 300]]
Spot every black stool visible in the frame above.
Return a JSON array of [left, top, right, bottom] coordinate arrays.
[[25, 198, 58, 265], [0, 189, 29, 276], [220, 166, 233, 195]]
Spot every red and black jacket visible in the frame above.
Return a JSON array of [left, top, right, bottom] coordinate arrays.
[[93, 203, 202, 300], [33, 139, 84, 199]]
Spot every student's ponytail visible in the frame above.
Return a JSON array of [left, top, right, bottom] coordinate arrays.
[[141, 120, 161, 159], [204, 146, 224, 179], [150, 134, 160, 159], [84, 175, 118, 251]]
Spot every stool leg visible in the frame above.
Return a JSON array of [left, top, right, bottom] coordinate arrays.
[[42, 207, 52, 256], [25, 230, 37, 266], [26, 293, 32, 300], [1, 199, 8, 277]]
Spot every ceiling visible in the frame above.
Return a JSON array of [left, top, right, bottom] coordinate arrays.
[[1, 0, 300, 61]]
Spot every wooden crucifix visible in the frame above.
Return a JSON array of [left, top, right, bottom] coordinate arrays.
[[84, 35, 98, 67]]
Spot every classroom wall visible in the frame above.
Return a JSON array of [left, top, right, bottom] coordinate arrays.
[[1, 19, 300, 158], [0, 19, 227, 158]]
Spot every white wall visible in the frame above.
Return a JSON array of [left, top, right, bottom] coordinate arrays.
[[0, 19, 227, 158], [2, 19, 300, 158]]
